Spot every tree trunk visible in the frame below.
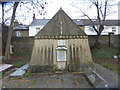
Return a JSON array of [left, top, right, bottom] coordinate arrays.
[[5, 2, 19, 59], [94, 34, 101, 47], [94, 25, 104, 47]]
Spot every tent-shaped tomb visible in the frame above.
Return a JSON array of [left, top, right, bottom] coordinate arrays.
[[28, 8, 94, 73]]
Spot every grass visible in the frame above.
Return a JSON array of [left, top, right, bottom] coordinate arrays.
[[10, 47, 119, 75], [91, 47, 120, 74], [11, 50, 31, 57], [100, 63, 120, 74], [24, 72, 31, 77], [12, 61, 25, 67], [91, 47, 119, 59], [10, 49, 31, 67]]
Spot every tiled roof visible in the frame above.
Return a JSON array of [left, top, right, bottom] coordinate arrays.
[[29, 19, 84, 26], [29, 19, 49, 26], [81, 19, 120, 26], [30, 19, 120, 26], [13, 25, 29, 31]]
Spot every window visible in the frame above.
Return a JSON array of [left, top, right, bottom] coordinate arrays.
[[16, 31, 21, 37], [36, 28, 40, 33], [57, 51, 66, 61], [57, 40, 66, 61], [112, 27, 116, 32], [58, 40, 65, 46], [102, 27, 108, 33], [89, 26, 94, 31]]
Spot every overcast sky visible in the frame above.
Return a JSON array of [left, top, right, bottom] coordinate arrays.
[[0, 0, 119, 25], [45, 0, 119, 19]]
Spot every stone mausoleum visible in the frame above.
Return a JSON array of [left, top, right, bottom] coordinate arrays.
[[28, 8, 94, 73]]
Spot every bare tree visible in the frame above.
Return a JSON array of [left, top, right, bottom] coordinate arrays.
[[5, 2, 19, 59], [72, 0, 117, 47], [3, 0, 48, 59], [3, 0, 48, 25], [2, 2, 5, 25], [84, 0, 108, 47]]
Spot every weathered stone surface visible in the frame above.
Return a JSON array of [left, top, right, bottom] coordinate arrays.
[[28, 65, 55, 73], [83, 65, 119, 88], [0, 64, 13, 72], [3, 73, 92, 88], [29, 39, 94, 72], [29, 8, 94, 72]]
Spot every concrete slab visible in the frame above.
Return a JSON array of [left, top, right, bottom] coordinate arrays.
[[0, 64, 13, 72], [10, 69, 26, 77], [94, 64, 119, 88], [84, 64, 119, 89], [10, 64, 29, 77], [3, 73, 92, 88], [32, 74, 91, 88], [84, 69, 108, 88], [2, 63, 119, 89], [20, 64, 29, 70]]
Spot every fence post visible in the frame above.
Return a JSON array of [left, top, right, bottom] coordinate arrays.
[[109, 32, 114, 47]]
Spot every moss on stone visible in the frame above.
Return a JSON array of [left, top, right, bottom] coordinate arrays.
[[67, 64, 94, 72], [28, 65, 55, 73]]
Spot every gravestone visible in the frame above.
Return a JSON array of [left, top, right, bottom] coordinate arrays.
[[84, 68, 109, 88], [10, 64, 29, 77]]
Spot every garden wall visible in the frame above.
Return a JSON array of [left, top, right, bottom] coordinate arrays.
[[11, 36, 35, 55], [11, 35, 119, 53], [88, 34, 119, 48]]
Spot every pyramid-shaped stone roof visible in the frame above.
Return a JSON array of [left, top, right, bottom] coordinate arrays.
[[36, 8, 86, 36]]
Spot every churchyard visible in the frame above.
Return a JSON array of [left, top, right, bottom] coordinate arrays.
[[1, 5, 119, 89], [1, 46, 119, 89], [2, 47, 120, 75]]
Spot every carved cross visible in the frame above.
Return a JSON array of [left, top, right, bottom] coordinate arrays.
[[60, 22, 63, 35]]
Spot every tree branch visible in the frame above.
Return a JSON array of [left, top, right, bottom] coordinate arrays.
[[82, 12, 99, 34], [95, 1, 102, 25], [102, 0, 108, 25], [4, 5, 13, 14], [99, 6, 104, 18], [2, 2, 4, 24]]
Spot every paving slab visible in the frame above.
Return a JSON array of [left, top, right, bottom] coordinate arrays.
[[2, 73, 92, 88], [94, 64, 119, 88], [2, 63, 119, 89], [2, 78, 21, 88], [84, 64, 119, 89]]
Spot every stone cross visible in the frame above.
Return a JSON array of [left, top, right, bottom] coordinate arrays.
[[60, 22, 63, 35]]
